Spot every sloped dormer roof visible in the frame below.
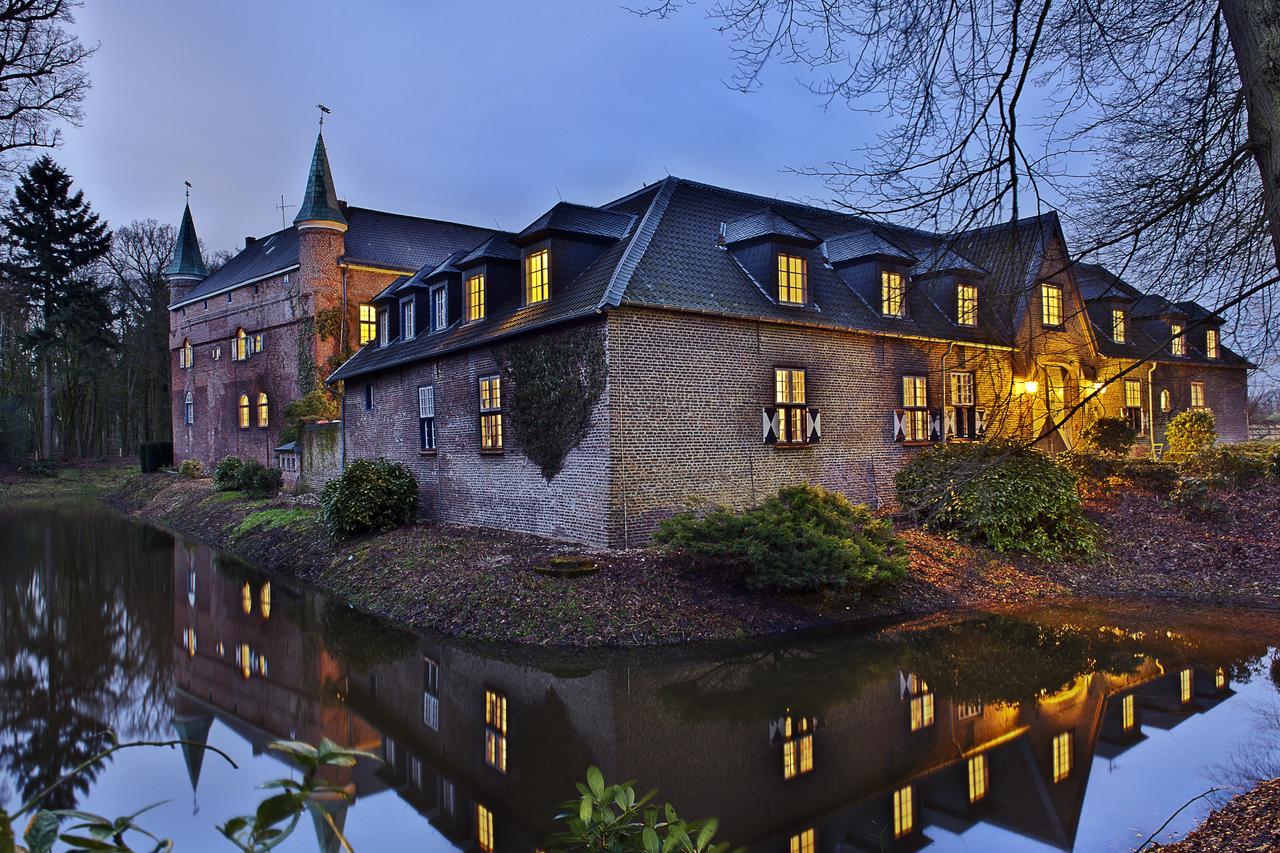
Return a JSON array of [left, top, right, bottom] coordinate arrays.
[[512, 202, 634, 246], [821, 228, 915, 266], [723, 207, 820, 246], [458, 233, 521, 267]]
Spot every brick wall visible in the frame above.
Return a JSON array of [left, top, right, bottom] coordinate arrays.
[[340, 318, 613, 546], [300, 421, 343, 489]]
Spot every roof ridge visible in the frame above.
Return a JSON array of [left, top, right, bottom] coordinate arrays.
[[344, 204, 496, 233], [598, 177, 678, 309]]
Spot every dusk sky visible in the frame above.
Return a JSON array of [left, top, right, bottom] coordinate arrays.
[[60, 1, 879, 254]]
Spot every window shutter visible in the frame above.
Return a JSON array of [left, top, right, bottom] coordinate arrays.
[[944, 408, 957, 439], [762, 407, 780, 444], [419, 386, 434, 419], [806, 408, 821, 443], [892, 409, 906, 442], [929, 411, 942, 442], [974, 408, 987, 438]]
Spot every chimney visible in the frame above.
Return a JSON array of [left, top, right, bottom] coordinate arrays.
[[245, 236, 256, 248]]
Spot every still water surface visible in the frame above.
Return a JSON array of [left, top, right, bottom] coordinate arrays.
[[3, 503, 1280, 852]]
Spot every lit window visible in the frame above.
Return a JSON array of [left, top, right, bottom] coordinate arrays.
[[788, 829, 815, 853], [257, 654, 268, 678], [256, 392, 269, 428], [466, 274, 486, 322], [781, 714, 814, 780], [774, 368, 808, 445], [956, 283, 978, 326], [476, 804, 495, 853], [525, 248, 549, 304], [777, 253, 807, 304], [184, 392, 194, 426], [1206, 328, 1219, 359], [1041, 283, 1063, 327], [180, 338, 193, 369], [1124, 379, 1142, 410], [893, 785, 914, 838], [881, 270, 906, 318], [182, 628, 197, 658], [253, 333, 264, 354], [949, 372, 975, 407], [1190, 381, 1206, 409], [1180, 668, 1193, 704], [232, 328, 249, 361], [1112, 308, 1126, 343], [241, 582, 252, 614], [260, 582, 271, 620], [418, 386, 436, 451], [1216, 668, 1226, 689], [1171, 322, 1186, 356], [239, 643, 252, 680], [902, 376, 930, 442], [238, 394, 250, 429], [1051, 732, 1072, 782], [433, 287, 448, 332], [401, 297, 416, 340], [1160, 389, 1172, 412], [484, 690, 508, 773], [359, 303, 377, 345], [1122, 694, 1136, 730], [378, 309, 389, 347], [910, 692, 935, 731], [479, 375, 503, 451], [967, 754, 988, 803]]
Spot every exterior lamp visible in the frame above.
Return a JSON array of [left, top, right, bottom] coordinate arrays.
[[1020, 379, 1040, 394]]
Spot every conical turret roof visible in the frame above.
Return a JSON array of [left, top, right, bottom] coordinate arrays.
[[294, 132, 347, 228], [165, 203, 209, 279]]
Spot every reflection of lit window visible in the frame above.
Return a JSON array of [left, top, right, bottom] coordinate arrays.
[[409, 756, 423, 789], [1122, 694, 1136, 730], [239, 644, 252, 680], [424, 656, 441, 730], [1180, 668, 1193, 704], [1051, 732, 1072, 783], [187, 567, 196, 607], [485, 690, 508, 773], [967, 754, 988, 803], [957, 701, 983, 720], [1216, 668, 1226, 689], [893, 785, 914, 838], [910, 692, 935, 731], [241, 582, 252, 614], [441, 780, 456, 816], [259, 583, 271, 620], [257, 654, 268, 678], [182, 628, 197, 658], [788, 828, 815, 853], [782, 714, 814, 779], [476, 804, 495, 853]]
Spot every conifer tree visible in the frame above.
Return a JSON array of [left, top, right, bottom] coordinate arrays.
[[0, 156, 112, 458]]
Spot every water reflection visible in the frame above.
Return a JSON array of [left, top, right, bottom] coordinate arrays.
[[2, 505, 1279, 852]]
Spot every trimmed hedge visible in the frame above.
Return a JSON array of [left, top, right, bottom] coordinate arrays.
[[895, 440, 1096, 558], [139, 441, 173, 473], [320, 458, 419, 537], [652, 484, 908, 593]]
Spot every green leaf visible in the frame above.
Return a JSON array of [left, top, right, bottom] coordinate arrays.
[[643, 827, 660, 853], [254, 792, 303, 830], [579, 796, 593, 824], [586, 766, 606, 800], [23, 811, 59, 853], [55, 834, 118, 851], [696, 819, 718, 851]]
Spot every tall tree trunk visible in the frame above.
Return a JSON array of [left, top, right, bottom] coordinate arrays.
[[40, 351, 52, 460], [1221, 0, 1280, 272]]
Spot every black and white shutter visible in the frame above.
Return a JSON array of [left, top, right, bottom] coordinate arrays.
[[892, 409, 906, 442], [418, 386, 435, 420], [974, 408, 987, 438], [806, 408, 821, 444], [944, 408, 958, 440], [762, 407, 781, 444], [928, 410, 943, 443]]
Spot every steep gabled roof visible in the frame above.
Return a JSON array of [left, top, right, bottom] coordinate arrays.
[[165, 203, 208, 279], [294, 132, 346, 227]]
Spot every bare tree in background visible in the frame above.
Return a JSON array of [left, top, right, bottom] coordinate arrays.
[[0, 0, 94, 178], [637, 0, 1280, 368]]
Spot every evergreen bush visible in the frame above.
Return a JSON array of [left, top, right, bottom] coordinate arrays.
[[652, 484, 908, 593], [1165, 409, 1217, 456], [1112, 458, 1180, 494], [319, 458, 418, 537], [177, 459, 204, 479], [1180, 445, 1268, 486], [895, 440, 1096, 558], [1079, 416, 1137, 455], [213, 456, 245, 491], [232, 459, 282, 497]]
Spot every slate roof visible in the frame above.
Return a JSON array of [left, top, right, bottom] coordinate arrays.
[[294, 133, 346, 227], [165, 203, 208, 279], [821, 229, 915, 266], [512, 201, 634, 245], [169, 227, 300, 309], [459, 233, 520, 267], [722, 207, 819, 246]]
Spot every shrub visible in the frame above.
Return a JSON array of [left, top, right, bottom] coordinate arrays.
[[652, 484, 908, 593], [1165, 409, 1217, 456], [320, 458, 419, 537], [1180, 445, 1268, 487], [1112, 458, 1180, 494], [895, 440, 1096, 559], [213, 456, 245, 491], [279, 388, 341, 444], [1226, 441, 1280, 478], [1079, 416, 1137, 456], [232, 459, 283, 497], [1171, 475, 1225, 516], [139, 441, 173, 473], [177, 459, 204, 479], [26, 458, 57, 478], [1058, 449, 1116, 484]]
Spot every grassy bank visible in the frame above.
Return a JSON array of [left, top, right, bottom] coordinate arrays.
[[0, 462, 135, 506]]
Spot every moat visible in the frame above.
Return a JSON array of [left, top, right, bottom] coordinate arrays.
[[3, 502, 1280, 851]]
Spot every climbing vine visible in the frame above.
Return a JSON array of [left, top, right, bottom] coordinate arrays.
[[296, 315, 317, 394], [499, 327, 606, 480]]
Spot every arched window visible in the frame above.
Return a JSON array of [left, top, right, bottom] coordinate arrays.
[[183, 391, 194, 425], [1160, 389, 1172, 412], [180, 338, 193, 369], [238, 394, 250, 428], [257, 392, 269, 428], [233, 328, 248, 361]]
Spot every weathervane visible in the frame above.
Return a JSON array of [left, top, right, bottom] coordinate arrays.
[[317, 103, 331, 128], [184, 180, 191, 201]]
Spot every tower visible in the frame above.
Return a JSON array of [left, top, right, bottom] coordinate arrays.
[[165, 198, 208, 305], [293, 130, 347, 392]]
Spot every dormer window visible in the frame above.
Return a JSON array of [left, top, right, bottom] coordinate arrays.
[[1112, 308, 1126, 343], [433, 287, 448, 332], [881, 269, 906, 318], [1206, 328, 1219, 359], [180, 338, 193, 369], [378, 308, 389, 347], [956, 283, 978, 326], [358, 304, 377, 345], [777, 253, 807, 304], [1041, 283, 1063, 327], [1170, 321, 1186, 356], [401, 297, 416, 341], [466, 274, 486, 322], [524, 248, 549, 305]]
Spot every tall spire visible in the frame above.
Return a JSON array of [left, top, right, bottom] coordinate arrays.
[[165, 200, 208, 280], [294, 131, 347, 231]]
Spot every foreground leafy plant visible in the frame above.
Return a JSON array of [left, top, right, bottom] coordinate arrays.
[[319, 458, 418, 537], [547, 766, 735, 853]]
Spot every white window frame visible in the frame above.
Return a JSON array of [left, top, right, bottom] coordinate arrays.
[[1206, 328, 1219, 359], [1170, 321, 1186, 356], [956, 283, 978, 326], [378, 309, 389, 347], [433, 286, 448, 332], [418, 385, 436, 451], [184, 392, 194, 425], [400, 296, 416, 341]]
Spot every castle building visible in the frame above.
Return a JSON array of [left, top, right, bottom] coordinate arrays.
[[169, 135, 1250, 547]]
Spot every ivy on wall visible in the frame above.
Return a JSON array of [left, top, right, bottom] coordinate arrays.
[[499, 327, 606, 480], [296, 316, 317, 394]]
